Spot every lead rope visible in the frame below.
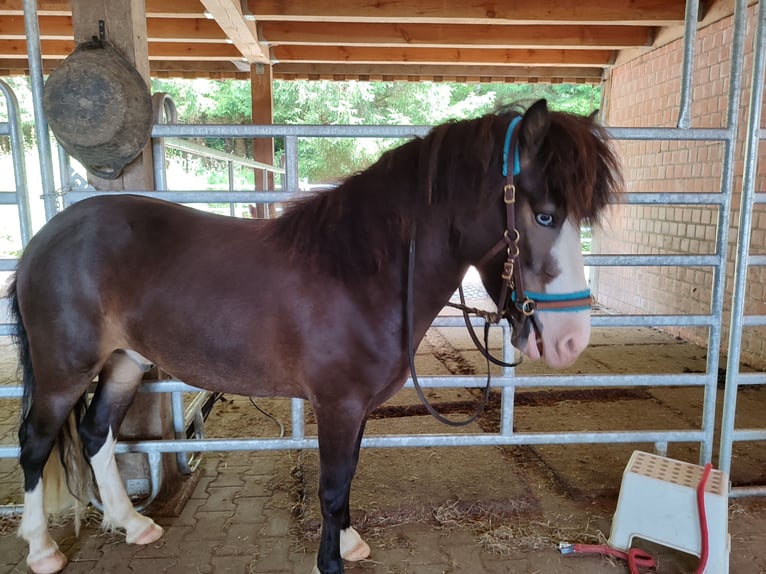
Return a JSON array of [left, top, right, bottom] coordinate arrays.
[[406, 224, 494, 427], [445, 286, 522, 369]]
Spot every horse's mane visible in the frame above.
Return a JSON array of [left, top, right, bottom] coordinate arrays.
[[263, 104, 621, 281]]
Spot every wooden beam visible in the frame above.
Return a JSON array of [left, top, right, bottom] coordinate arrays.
[[272, 45, 615, 66], [0, 0, 70, 16], [147, 17, 227, 41], [259, 21, 653, 49], [0, 15, 229, 42], [247, 0, 689, 25], [0, 15, 73, 39], [0, 15, 651, 50], [272, 62, 605, 80], [0, 39, 243, 59], [0, 57, 603, 82], [198, 0, 269, 63]]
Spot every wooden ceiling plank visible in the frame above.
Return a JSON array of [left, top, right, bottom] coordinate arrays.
[[147, 17, 229, 41], [0, 15, 73, 39], [259, 21, 653, 49], [0, 0, 70, 16], [198, 0, 269, 62], [272, 62, 604, 80], [0, 57, 603, 82], [247, 0, 688, 25], [0, 15, 230, 43], [271, 45, 614, 66]]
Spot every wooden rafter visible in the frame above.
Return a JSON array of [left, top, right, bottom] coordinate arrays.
[[198, 0, 268, 63], [259, 21, 653, 49], [271, 46, 614, 67], [0, 0, 721, 82], [246, 0, 689, 25]]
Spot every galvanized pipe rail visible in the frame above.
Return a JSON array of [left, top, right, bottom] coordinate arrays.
[[718, 0, 766, 498]]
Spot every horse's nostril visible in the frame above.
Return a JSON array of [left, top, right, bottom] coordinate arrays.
[[558, 333, 584, 361]]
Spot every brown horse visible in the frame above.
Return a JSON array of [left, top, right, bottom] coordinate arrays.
[[9, 99, 621, 574]]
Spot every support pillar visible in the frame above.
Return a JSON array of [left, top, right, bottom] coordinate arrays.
[[71, 0, 155, 191], [251, 61, 275, 218]]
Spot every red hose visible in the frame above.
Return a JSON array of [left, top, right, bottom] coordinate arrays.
[[694, 463, 713, 574], [560, 461, 715, 574]]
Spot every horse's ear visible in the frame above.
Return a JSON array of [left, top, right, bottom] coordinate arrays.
[[589, 109, 600, 121], [519, 99, 550, 161]]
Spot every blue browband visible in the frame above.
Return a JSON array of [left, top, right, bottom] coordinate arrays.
[[512, 289, 592, 313], [502, 116, 522, 177]]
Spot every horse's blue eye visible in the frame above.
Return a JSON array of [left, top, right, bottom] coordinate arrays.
[[535, 212, 554, 227]]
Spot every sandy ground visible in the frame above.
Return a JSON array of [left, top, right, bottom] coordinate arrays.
[[0, 307, 765, 573]]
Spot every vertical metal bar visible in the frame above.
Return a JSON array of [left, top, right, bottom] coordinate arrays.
[[171, 392, 191, 474], [0, 80, 32, 246], [500, 322, 514, 436], [284, 136, 299, 193], [291, 398, 305, 441], [701, 0, 748, 466], [677, 0, 700, 128], [228, 160, 236, 216], [151, 93, 177, 192], [56, 143, 71, 195], [719, 0, 766, 477], [23, 0, 58, 220]]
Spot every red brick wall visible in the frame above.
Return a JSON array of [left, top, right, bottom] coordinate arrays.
[[598, 4, 766, 368]]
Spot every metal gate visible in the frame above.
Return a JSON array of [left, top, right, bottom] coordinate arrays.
[[1, 0, 764, 507], [718, 0, 766, 499]]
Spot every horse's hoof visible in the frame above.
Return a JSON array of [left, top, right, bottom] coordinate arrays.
[[340, 526, 371, 561], [128, 522, 164, 545], [28, 549, 67, 574]]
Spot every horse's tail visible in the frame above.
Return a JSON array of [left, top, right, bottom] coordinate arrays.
[[8, 274, 90, 529]]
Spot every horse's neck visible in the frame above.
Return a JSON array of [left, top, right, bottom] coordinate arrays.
[[407, 214, 470, 333]]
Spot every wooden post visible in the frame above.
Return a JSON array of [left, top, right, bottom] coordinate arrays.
[[70, 0, 155, 191], [70, 0, 179, 501], [251, 61, 274, 218]]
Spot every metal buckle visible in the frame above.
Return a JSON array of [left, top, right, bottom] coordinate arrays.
[[503, 184, 516, 204], [520, 298, 536, 316], [501, 261, 514, 281]]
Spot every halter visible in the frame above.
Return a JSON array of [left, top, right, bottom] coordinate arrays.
[[406, 113, 592, 427], [482, 115, 593, 321]]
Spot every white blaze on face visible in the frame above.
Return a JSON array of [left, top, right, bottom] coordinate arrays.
[[521, 218, 591, 369]]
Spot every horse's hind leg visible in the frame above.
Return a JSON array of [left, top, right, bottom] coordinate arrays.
[[18, 380, 93, 574], [79, 350, 164, 545]]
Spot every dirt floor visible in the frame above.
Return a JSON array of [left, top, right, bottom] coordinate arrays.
[[1, 303, 766, 573]]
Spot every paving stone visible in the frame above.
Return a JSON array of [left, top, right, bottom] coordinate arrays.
[[237, 474, 275, 498], [183, 511, 234, 541], [210, 553, 260, 573], [258, 508, 291, 537], [189, 475, 217, 499], [132, 526, 192, 558], [198, 486, 240, 512], [247, 536, 291, 571], [230, 496, 267, 524]]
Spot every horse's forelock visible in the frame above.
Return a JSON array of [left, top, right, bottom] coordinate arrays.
[[543, 112, 623, 226]]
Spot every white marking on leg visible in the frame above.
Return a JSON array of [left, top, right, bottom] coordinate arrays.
[[19, 481, 67, 574], [340, 526, 371, 561], [90, 428, 163, 544]]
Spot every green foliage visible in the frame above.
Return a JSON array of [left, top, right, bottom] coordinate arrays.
[[1, 75, 599, 183], [0, 77, 38, 149]]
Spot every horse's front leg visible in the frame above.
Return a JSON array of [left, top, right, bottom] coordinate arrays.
[[313, 410, 370, 574]]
